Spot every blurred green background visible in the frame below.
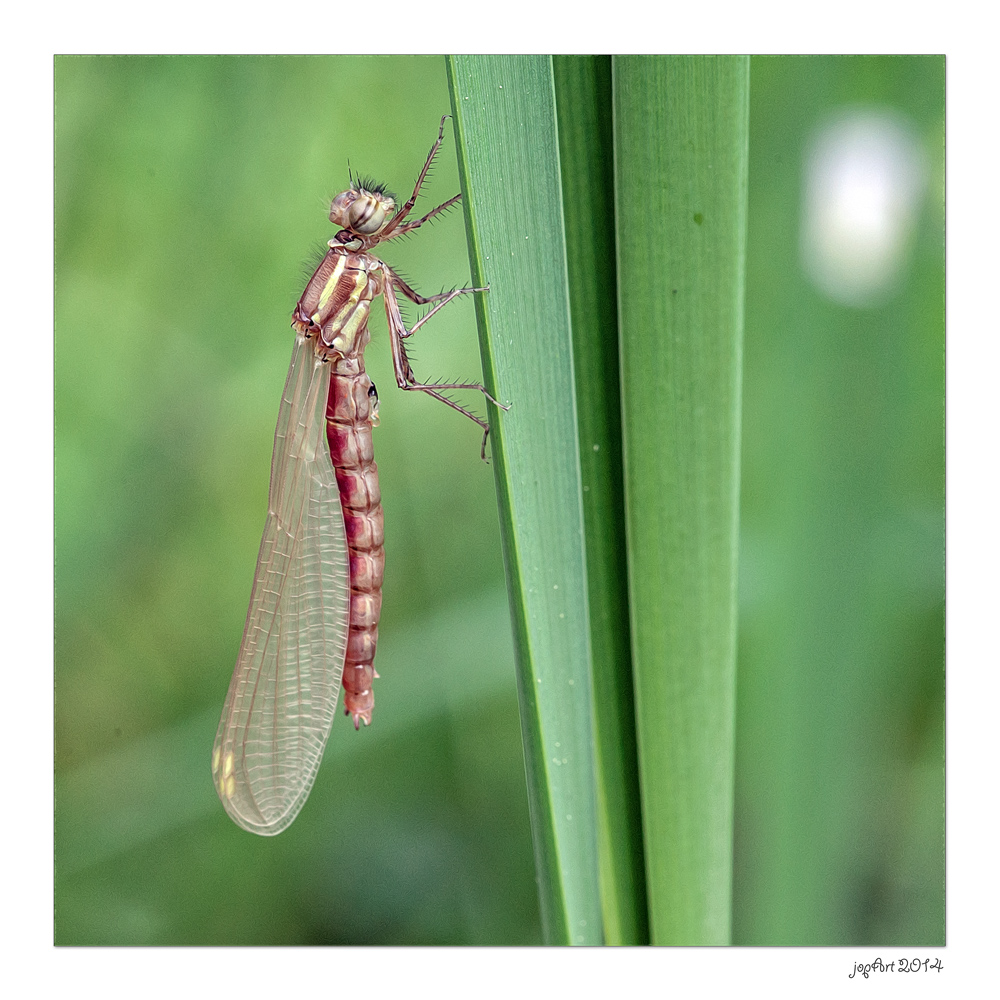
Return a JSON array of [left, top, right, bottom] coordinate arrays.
[[735, 56, 944, 945], [54, 55, 943, 945]]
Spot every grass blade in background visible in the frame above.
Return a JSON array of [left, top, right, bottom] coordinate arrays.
[[614, 55, 750, 944], [447, 54, 602, 945], [552, 55, 648, 945]]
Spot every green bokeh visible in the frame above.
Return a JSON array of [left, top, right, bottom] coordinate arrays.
[[735, 56, 944, 944], [55, 55, 944, 945]]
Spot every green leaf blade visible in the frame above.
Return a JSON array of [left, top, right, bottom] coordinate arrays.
[[553, 55, 648, 945], [447, 54, 602, 945], [614, 55, 750, 945]]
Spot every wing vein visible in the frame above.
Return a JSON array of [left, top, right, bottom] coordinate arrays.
[[212, 335, 351, 835]]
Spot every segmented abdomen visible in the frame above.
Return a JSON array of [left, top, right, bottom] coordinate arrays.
[[326, 360, 384, 728]]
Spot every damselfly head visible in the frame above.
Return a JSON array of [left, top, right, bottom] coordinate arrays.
[[329, 185, 396, 236]]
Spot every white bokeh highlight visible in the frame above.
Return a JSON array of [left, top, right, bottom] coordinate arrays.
[[800, 109, 929, 307]]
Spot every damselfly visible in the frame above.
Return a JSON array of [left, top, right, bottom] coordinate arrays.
[[211, 117, 503, 835]]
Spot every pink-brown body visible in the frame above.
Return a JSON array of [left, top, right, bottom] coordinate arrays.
[[327, 365, 384, 727], [293, 245, 386, 727]]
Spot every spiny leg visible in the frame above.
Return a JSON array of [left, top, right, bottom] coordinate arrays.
[[380, 116, 451, 239], [384, 274, 506, 410], [384, 193, 462, 241], [381, 281, 506, 458], [388, 268, 472, 307], [395, 326, 492, 457], [406, 288, 489, 339], [407, 367, 492, 460], [385, 266, 488, 336]]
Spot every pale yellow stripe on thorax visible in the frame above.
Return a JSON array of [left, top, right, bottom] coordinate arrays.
[[327, 267, 373, 356], [314, 254, 348, 319]]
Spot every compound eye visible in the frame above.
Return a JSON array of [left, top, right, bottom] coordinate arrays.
[[349, 193, 392, 234], [329, 190, 357, 229]]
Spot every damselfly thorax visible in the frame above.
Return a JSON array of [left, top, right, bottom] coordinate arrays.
[[294, 247, 383, 358]]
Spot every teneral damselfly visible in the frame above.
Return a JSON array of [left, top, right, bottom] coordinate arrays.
[[211, 117, 502, 835]]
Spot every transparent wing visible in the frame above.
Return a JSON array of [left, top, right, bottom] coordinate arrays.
[[211, 333, 351, 835]]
